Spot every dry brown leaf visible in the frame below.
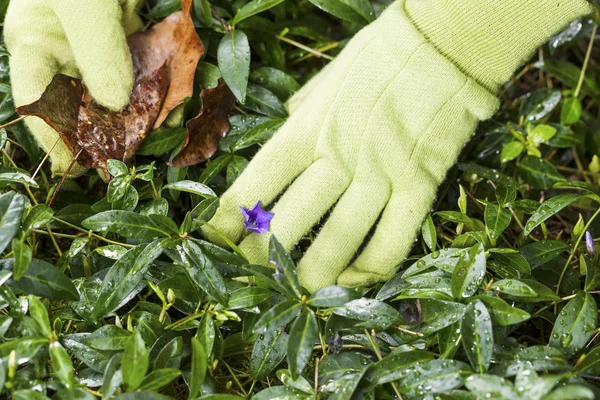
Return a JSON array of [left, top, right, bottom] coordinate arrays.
[[169, 79, 236, 168], [128, 0, 204, 128], [16, 0, 204, 172]]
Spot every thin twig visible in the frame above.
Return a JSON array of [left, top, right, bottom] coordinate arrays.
[[276, 35, 334, 61]]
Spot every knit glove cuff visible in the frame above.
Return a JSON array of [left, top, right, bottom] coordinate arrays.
[[404, 0, 594, 94]]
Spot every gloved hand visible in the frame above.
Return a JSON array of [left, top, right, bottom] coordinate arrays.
[[4, 0, 144, 176], [206, 0, 593, 292]]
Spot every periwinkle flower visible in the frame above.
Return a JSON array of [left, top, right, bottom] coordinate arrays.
[[586, 231, 596, 255], [240, 201, 274, 234]]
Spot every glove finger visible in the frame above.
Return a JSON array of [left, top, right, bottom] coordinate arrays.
[[338, 167, 438, 288], [296, 175, 390, 292], [238, 158, 351, 266], [205, 112, 319, 246], [49, 0, 133, 111]]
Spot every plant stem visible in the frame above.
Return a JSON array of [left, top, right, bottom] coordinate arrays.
[[365, 329, 403, 400], [276, 35, 334, 60], [574, 21, 598, 98]]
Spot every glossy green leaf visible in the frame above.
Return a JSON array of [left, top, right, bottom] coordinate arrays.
[[362, 350, 434, 387], [287, 308, 318, 379], [269, 235, 303, 299], [307, 0, 375, 25], [181, 239, 229, 306], [421, 214, 437, 252], [189, 337, 207, 400], [561, 97, 582, 125], [500, 141, 524, 163], [550, 291, 597, 357], [524, 193, 580, 235], [245, 84, 287, 117], [50, 341, 76, 387], [451, 244, 486, 299], [122, 331, 149, 391], [232, 0, 285, 25], [6, 258, 79, 301], [91, 240, 167, 319], [462, 300, 493, 373], [218, 30, 250, 103], [254, 300, 302, 334], [484, 203, 512, 239], [251, 328, 288, 380], [137, 128, 186, 155], [138, 368, 182, 392], [518, 156, 566, 189], [0, 191, 25, 254], [473, 295, 530, 325], [331, 298, 399, 329], [307, 285, 359, 308], [520, 240, 569, 268], [83, 211, 177, 239]]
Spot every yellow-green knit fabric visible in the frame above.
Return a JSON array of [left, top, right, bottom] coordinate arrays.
[[4, 0, 143, 176], [207, 0, 593, 292]]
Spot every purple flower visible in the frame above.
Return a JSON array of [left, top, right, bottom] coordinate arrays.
[[586, 231, 596, 255], [240, 201, 274, 234]]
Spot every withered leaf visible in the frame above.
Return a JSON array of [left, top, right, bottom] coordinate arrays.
[[16, 0, 203, 172], [128, 0, 204, 129], [169, 79, 236, 168]]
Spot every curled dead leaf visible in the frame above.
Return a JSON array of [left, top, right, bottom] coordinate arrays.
[[16, 0, 204, 172], [169, 79, 236, 168]]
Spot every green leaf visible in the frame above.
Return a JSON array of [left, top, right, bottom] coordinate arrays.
[[490, 250, 531, 276], [397, 359, 472, 396], [484, 203, 512, 239], [0, 166, 38, 187], [101, 354, 122, 399], [577, 345, 600, 375], [254, 300, 302, 334], [245, 84, 287, 117], [546, 385, 595, 400], [5, 258, 79, 301], [553, 180, 600, 198], [250, 67, 300, 101], [84, 325, 132, 350], [307, 0, 375, 25], [91, 240, 167, 319], [231, 118, 285, 152], [524, 193, 581, 235], [307, 285, 359, 308], [539, 60, 600, 100], [451, 244, 486, 299], [518, 156, 566, 189], [147, 0, 181, 19], [181, 239, 229, 306], [139, 368, 182, 392], [492, 279, 538, 297], [473, 295, 530, 325], [561, 97, 582, 125], [520, 88, 562, 122], [22, 204, 53, 233], [161, 180, 216, 198], [0, 191, 25, 253], [193, 0, 212, 27], [137, 128, 186, 155], [269, 235, 303, 299], [421, 214, 437, 252], [528, 124, 557, 146], [83, 211, 178, 239], [520, 240, 569, 268], [9, 121, 40, 163], [495, 184, 517, 206], [549, 291, 597, 357], [226, 286, 271, 310], [122, 331, 149, 392], [331, 298, 400, 329], [251, 328, 288, 380], [461, 300, 493, 373], [362, 350, 434, 387], [12, 238, 32, 280], [218, 30, 250, 103], [28, 295, 51, 338], [199, 154, 232, 184], [287, 308, 318, 379], [226, 155, 248, 187], [49, 342, 76, 388], [189, 337, 207, 400], [500, 141, 524, 163], [465, 374, 519, 399], [232, 0, 285, 25]]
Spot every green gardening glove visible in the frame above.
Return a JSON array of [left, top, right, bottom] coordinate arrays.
[[207, 0, 593, 292], [4, 0, 144, 176]]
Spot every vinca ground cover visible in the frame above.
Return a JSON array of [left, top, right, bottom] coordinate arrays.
[[1, 0, 600, 399]]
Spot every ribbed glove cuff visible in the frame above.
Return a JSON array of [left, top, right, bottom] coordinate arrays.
[[404, 0, 594, 94]]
